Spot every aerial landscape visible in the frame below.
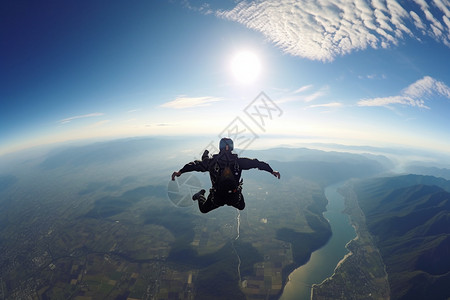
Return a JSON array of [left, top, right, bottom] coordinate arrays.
[[2, 0, 450, 299], [1, 138, 449, 299]]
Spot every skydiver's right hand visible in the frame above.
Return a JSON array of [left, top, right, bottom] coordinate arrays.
[[171, 171, 181, 181], [272, 171, 280, 179], [202, 149, 209, 160]]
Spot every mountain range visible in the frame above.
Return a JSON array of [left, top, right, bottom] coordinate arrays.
[[354, 174, 450, 300]]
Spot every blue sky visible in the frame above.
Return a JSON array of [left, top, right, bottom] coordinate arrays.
[[1, 0, 450, 157]]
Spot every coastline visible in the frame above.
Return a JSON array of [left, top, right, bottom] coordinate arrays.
[[311, 182, 390, 299]]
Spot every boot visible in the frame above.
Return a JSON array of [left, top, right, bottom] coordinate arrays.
[[192, 189, 206, 201]]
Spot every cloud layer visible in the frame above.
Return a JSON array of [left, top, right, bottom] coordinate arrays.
[[216, 0, 450, 61], [358, 76, 450, 108]]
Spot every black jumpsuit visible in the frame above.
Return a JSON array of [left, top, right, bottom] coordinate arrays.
[[178, 150, 274, 213]]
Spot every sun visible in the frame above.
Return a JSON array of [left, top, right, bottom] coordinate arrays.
[[230, 51, 262, 84]]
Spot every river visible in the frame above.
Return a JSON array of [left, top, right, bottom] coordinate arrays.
[[279, 182, 356, 300]]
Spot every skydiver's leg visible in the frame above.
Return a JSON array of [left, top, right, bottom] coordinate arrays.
[[193, 189, 220, 213], [230, 192, 245, 210], [199, 193, 221, 213]]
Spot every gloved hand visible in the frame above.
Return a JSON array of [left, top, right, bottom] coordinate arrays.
[[171, 171, 181, 181]]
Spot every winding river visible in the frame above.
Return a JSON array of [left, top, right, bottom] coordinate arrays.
[[279, 182, 356, 300]]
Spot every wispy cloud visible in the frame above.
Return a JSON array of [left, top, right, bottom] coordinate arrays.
[[215, 0, 450, 61], [357, 76, 450, 108], [145, 123, 176, 127], [293, 85, 313, 94], [58, 113, 104, 124], [308, 102, 343, 109], [160, 95, 223, 109], [358, 74, 387, 80], [277, 85, 328, 104], [358, 95, 429, 108], [304, 89, 328, 102]]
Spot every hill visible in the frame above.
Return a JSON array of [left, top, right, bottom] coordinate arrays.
[[404, 165, 450, 181], [354, 175, 450, 300]]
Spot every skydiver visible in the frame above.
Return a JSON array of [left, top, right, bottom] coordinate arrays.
[[171, 138, 280, 213]]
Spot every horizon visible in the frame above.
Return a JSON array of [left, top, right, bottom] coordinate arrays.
[[2, 135, 450, 173]]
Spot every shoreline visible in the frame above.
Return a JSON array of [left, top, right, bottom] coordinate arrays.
[[311, 183, 390, 299]]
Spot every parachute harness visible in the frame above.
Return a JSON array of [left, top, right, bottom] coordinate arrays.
[[210, 152, 243, 205]]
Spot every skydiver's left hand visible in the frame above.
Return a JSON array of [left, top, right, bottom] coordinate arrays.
[[272, 171, 280, 179], [171, 171, 181, 181]]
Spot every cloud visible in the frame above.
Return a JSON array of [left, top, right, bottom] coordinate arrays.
[[293, 84, 313, 94], [215, 0, 450, 61], [145, 123, 176, 127], [160, 96, 222, 109], [276, 85, 328, 104], [357, 95, 429, 108], [403, 76, 450, 98], [308, 102, 343, 108], [358, 74, 387, 80], [304, 89, 327, 102], [58, 113, 104, 124], [357, 76, 450, 108]]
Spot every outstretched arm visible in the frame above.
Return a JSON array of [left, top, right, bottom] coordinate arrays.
[[239, 157, 280, 179], [171, 158, 208, 181]]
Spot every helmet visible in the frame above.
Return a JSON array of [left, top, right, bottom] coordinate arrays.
[[219, 138, 234, 151]]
